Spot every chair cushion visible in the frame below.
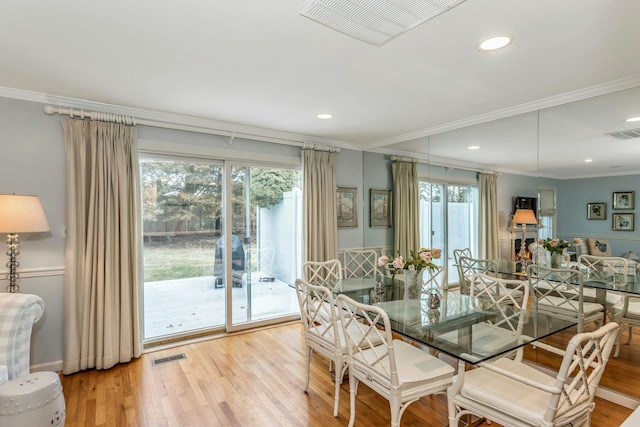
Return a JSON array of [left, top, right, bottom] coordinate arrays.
[[587, 238, 611, 256], [460, 358, 555, 425], [538, 296, 604, 316]]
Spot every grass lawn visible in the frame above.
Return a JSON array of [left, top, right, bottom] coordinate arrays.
[[143, 237, 216, 282]]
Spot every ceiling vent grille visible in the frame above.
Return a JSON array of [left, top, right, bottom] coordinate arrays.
[[606, 128, 640, 140], [300, 0, 467, 46]]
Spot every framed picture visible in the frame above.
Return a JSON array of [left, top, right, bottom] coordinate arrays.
[[613, 191, 635, 210], [336, 187, 357, 227], [586, 202, 606, 220], [370, 189, 392, 227], [613, 213, 634, 231]]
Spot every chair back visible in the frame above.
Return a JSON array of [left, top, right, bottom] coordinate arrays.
[[577, 254, 629, 285], [342, 249, 380, 278], [294, 279, 340, 352], [547, 322, 619, 425], [470, 273, 529, 309], [423, 265, 448, 290], [528, 263, 586, 314], [457, 256, 498, 294], [303, 259, 343, 288], [335, 294, 398, 387]]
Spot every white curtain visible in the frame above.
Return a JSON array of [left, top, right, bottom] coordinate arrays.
[[61, 119, 142, 375], [302, 147, 338, 263], [479, 171, 500, 259], [392, 160, 419, 258]]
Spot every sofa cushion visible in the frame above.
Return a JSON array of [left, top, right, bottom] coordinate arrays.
[[587, 238, 611, 256]]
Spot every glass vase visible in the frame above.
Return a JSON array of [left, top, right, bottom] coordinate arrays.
[[403, 269, 423, 300]]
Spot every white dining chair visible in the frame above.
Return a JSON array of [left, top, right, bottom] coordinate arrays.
[[437, 273, 529, 360], [342, 249, 379, 278], [294, 279, 347, 417], [447, 322, 619, 427], [457, 256, 498, 295], [336, 293, 455, 427], [422, 265, 448, 290], [527, 264, 604, 334], [303, 259, 343, 289], [577, 255, 628, 316]]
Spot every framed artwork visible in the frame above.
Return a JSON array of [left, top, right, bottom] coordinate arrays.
[[613, 191, 635, 210], [586, 202, 606, 220], [336, 187, 357, 227], [613, 213, 634, 231], [370, 189, 392, 227]]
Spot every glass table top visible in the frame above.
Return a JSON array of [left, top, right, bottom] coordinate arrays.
[[326, 276, 576, 365]]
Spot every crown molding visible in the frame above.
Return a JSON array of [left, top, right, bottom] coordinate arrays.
[[0, 86, 354, 149], [367, 74, 640, 148]]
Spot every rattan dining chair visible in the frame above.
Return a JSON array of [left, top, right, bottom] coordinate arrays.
[[447, 322, 619, 427], [336, 293, 455, 427]]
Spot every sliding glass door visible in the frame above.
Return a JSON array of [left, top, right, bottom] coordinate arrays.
[[228, 164, 302, 327], [140, 156, 302, 341], [420, 180, 478, 284]]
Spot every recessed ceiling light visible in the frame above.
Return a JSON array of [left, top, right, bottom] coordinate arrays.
[[584, 159, 593, 163], [467, 146, 480, 150], [317, 113, 332, 119], [478, 35, 512, 51], [625, 116, 640, 122]]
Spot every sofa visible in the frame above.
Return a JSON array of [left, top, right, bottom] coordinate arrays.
[[572, 237, 640, 274]]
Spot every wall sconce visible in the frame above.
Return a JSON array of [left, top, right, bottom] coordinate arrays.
[[0, 194, 50, 292], [512, 209, 537, 274]]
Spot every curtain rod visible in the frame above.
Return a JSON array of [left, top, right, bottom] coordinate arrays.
[[43, 105, 136, 126], [302, 142, 340, 152], [43, 104, 311, 148]]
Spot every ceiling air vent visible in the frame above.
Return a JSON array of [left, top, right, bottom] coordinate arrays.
[[300, 0, 467, 46], [606, 128, 640, 140]]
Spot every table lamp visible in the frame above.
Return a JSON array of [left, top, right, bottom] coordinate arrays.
[[0, 194, 50, 292], [512, 208, 537, 274]]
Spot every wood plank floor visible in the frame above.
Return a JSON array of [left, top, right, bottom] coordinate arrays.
[[60, 322, 633, 426]]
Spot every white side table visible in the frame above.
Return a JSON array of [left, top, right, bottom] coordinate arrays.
[[0, 371, 65, 427]]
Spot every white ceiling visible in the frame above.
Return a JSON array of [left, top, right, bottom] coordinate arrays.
[[1, 0, 640, 178]]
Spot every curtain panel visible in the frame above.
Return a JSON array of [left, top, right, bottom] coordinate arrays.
[[61, 119, 142, 375], [302, 148, 338, 263], [392, 160, 419, 258], [479, 171, 500, 259]]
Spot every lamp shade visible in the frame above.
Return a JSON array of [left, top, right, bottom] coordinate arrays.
[[0, 194, 50, 233], [512, 209, 537, 225]]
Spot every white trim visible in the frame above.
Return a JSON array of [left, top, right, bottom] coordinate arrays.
[[0, 266, 64, 280], [368, 75, 640, 148], [138, 139, 301, 168], [30, 360, 64, 374]]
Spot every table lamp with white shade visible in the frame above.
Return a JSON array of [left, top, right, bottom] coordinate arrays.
[[512, 208, 538, 274], [0, 194, 50, 292]]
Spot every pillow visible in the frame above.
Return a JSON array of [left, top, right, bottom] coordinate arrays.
[[587, 238, 611, 256]]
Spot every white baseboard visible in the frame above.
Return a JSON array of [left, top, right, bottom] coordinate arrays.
[[31, 360, 63, 374]]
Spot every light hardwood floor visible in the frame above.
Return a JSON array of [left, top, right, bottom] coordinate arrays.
[[60, 322, 632, 426]]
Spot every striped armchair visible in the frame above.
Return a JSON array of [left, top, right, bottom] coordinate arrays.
[[0, 293, 44, 386]]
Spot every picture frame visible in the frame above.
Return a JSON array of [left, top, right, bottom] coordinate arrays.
[[613, 213, 634, 231], [586, 202, 606, 220], [370, 189, 392, 227], [336, 187, 357, 227], [613, 191, 635, 210]]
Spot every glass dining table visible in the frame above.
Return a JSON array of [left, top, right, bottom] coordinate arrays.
[[324, 275, 576, 365]]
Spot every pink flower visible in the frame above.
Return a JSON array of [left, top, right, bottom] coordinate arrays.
[[419, 251, 432, 263], [573, 238, 582, 244], [431, 248, 442, 259], [378, 255, 389, 266], [392, 256, 405, 269]]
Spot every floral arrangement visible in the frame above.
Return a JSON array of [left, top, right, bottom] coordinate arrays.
[[540, 237, 581, 254], [378, 247, 442, 273]]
